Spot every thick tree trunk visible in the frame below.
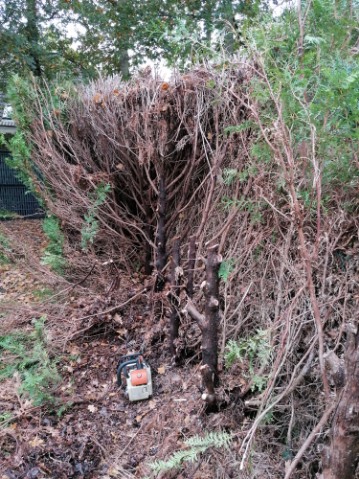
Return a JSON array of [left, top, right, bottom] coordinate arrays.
[[169, 237, 181, 356], [25, 0, 42, 78], [221, 0, 236, 54], [322, 325, 359, 478], [183, 244, 222, 406], [119, 50, 130, 80], [202, 244, 222, 388]]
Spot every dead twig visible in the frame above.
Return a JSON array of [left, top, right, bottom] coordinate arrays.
[[284, 402, 335, 479]]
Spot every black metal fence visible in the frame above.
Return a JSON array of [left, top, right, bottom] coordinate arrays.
[[0, 150, 44, 219]]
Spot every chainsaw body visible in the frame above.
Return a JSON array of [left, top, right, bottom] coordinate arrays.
[[117, 353, 152, 402]]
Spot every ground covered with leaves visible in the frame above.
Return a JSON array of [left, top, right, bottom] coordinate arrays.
[[0, 220, 271, 479]]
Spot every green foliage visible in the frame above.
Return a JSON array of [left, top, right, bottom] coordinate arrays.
[[221, 195, 265, 224], [81, 183, 111, 250], [0, 233, 12, 265], [225, 329, 271, 392], [222, 168, 241, 186], [1, 77, 46, 207], [56, 401, 74, 418], [0, 0, 93, 89], [222, 165, 258, 186], [218, 258, 235, 282], [0, 317, 61, 406], [71, 0, 270, 76], [262, 411, 275, 425], [0, 209, 19, 220], [250, 142, 272, 164], [32, 287, 54, 301], [6, 131, 35, 193], [41, 216, 66, 274], [241, 0, 359, 205], [149, 431, 231, 476], [6, 75, 37, 130], [0, 412, 13, 429], [4, 133, 36, 194], [224, 120, 256, 136], [1, 134, 25, 196], [5, 75, 79, 210]]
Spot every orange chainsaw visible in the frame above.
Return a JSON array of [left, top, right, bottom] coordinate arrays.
[[117, 353, 153, 401]]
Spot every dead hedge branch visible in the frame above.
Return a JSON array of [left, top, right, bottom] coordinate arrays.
[[27, 68, 247, 275]]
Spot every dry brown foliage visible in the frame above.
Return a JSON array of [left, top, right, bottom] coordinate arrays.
[[27, 68, 247, 277]]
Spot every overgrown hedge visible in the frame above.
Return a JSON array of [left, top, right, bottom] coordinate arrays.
[[5, 1, 359, 475]]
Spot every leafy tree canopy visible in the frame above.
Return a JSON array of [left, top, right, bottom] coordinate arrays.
[[0, 0, 92, 90], [67, 0, 272, 77], [0, 0, 273, 88]]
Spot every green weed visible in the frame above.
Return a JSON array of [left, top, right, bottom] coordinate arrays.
[[41, 216, 66, 274], [81, 182, 111, 250], [33, 287, 54, 300], [220, 196, 265, 224], [218, 258, 235, 282], [0, 412, 13, 428], [56, 401, 73, 418], [225, 329, 271, 392], [0, 316, 61, 406], [0, 209, 19, 220], [0, 233, 12, 264]]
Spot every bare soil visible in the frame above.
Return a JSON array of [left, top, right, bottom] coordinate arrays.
[[0, 221, 247, 479]]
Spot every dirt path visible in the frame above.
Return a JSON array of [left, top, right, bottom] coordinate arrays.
[[0, 221, 241, 479]]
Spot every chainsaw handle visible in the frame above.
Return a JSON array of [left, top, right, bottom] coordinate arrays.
[[117, 360, 144, 387], [117, 360, 136, 387]]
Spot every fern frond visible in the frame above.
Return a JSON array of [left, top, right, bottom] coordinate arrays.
[[149, 431, 232, 475]]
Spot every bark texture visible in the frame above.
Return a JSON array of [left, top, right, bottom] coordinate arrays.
[[25, 0, 42, 78], [322, 325, 359, 479], [155, 175, 167, 291], [169, 237, 181, 356], [182, 244, 222, 404], [201, 244, 222, 387]]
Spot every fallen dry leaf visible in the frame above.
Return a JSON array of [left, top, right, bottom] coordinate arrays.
[[108, 465, 122, 476], [148, 400, 156, 409], [29, 436, 44, 448], [93, 93, 103, 104], [87, 404, 97, 413]]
